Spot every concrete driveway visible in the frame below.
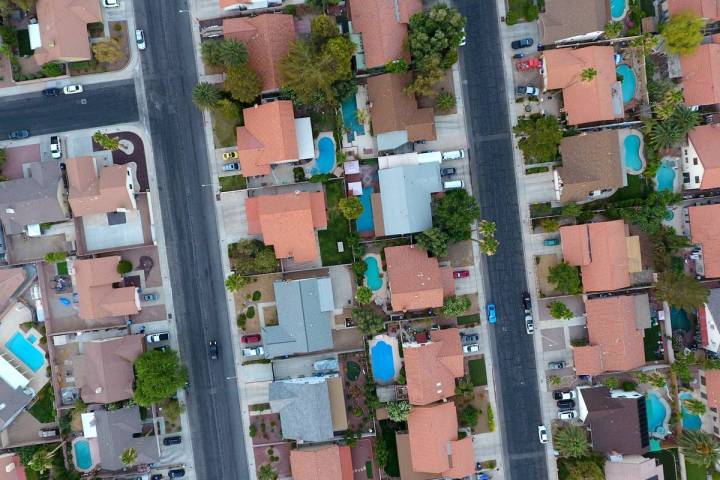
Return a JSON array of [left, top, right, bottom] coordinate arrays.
[[220, 190, 248, 243], [524, 172, 556, 203]]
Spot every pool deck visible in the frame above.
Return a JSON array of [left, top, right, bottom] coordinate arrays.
[[0, 302, 48, 394], [72, 436, 100, 473], [368, 334, 401, 384]]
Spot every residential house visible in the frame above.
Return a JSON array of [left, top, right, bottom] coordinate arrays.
[[245, 191, 327, 263], [72, 256, 140, 321], [290, 444, 353, 480], [32, 0, 102, 65], [219, 0, 280, 10], [577, 386, 650, 454], [0, 453, 26, 480], [559, 220, 641, 292], [262, 277, 334, 358], [0, 360, 34, 432], [269, 375, 347, 443], [682, 124, 720, 189], [0, 268, 26, 316], [86, 406, 160, 471], [385, 245, 455, 312], [397, 402, 475, 479], [604, 456, 664, 479], [698, 369, 720, 436], [75, 335, 144, 404], [689, 203, 720, 278], [375, 162, 442, 236], [0, 161, 69, 237], [66, 157, 137, 217], [403, 328, 464, 405], [679, 38, 720, 107], [347, 0, 422, 69], [699, 289, 720, 353], [554, 129, 626, 204], [222, 14, 296, 92], [573, 295, 648, 377], [539, 0, 610, 45], [367, 73, 436, 151], [666, 0, 720, 20], [236, 101, 314, 177], [542, 46, 624, 125]]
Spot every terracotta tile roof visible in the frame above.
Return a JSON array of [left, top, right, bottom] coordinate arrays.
[[543, 46, 622, 125], [573, 296, 645, 376], [66, 157, 136, 217], [396, 433, 436, 480], [74, 256, 139, 320], [539, 0, 610, 44], [680, 42, 720, 107], [404, 328, 464, 405], [689, 203, 720, 278], [223, 15, 296, 91], [560, 220, 632, 292], [77, 335, 144, 404], [385, 245, 454, 311], [704, 369, 720, 408], [0, 268, 25, 315], [688, 124, 720, 188], [348, 0, 422, 68], [237, 101, 299, 177], [245, 191, 327, 262], [34, 0, 102, 64], [668, 0, 720, 19], [0, 453, 26, 480], [290, 445, 353, 480], [367, 73, 436, 142]]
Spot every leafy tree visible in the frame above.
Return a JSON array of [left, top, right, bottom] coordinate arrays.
[[635, 371, 667, 388], [338, 197, 364, 220], [386, 401, 412, 422], [258, 464, 278, 480], [415, 227, 450, 258], [201, 39, 226, 67], [352, 306, 385, 335], [442, 295, 471, 316], [654, 89, 684, 120], [432, 189, 481, 242], [455, 377, 475, 400], [646, 119, 682, 150], [548, 261, 583, 294], [479, 236, 499, 256], [310, 14, 339, 48], [40, 62, 63, 77], [225, 273, 250, 292], [566, 459, 604, 480], [355, 286, 373, 305], [120, 447, 137, 466], [671, 351, 694, 383], [192, 82, 221, 110], [116, 260, 133, 274], [655, 270, 709, 311], [0, 0, 35, 12], [407, 5, 466, 72], [91, 38, 124, 63], [374, 436, 389, 467], [549, 301, 574, 320], [215, 98, 241, 121], [163, 399, 185, 422], [662, 12, 705, 56], [44, 251, 66, 263], [562, 203, 582, 218], [604, 21, 623, 38], [554, 425, 590, 458], [580, 67, 598, 82], [479, 219, 496, 237], [679, 430, 720, 470], [670, 105, 701, 134], [540, 218, 560, 232], [603, 377, 619, 389], [619, 190, 681, 235], [435, 91, 456, 113], [405, 61, 446, 96], [685, 398, 707, 416], [385, 59, 409, 74], [458, 404, 479, 428], [93, 131, 121, 151], [133, 349, 188, 406], [225, 64, 262, 104], [513, 114, 563, 163], [217, 39, 248, 67]]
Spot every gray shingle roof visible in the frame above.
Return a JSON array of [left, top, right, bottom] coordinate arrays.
[[378, 163, 442, 236], [269, 377, 334, 443], [94, 406, 160, 472], [0, 377, 32, 431]]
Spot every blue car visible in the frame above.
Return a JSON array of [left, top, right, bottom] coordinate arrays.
[[8, 129, 30, 140], [487, 303, 496, 324]]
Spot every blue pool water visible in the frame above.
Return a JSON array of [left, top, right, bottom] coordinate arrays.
[[656, 161, 676, 192], [314, 137, 336, 174], [5, 332, 44, 372], [671, 307, 691, 331], [26, 334, 37, 344], [624, 134, 642, 171], [371, 340, 395, 382], [646, 391, 668, 435], [364, 257, 383, 292], [616, 64, 637, 103], [680, 392, 702, 431], [610, 0, 628, 19], [356, 187, 374, 233], [341, 96, 365, 142], [74, 439, 93, 470]]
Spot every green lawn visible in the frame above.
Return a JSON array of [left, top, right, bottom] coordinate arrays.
[[318, 180, 353, 265], [508, 0, 533, 18], [57, 261, 68, 275], [378, 420, 400, 477], [643, 323, 663, 361], [17, 29, 31, 56], [29, 384, 56, 423], [647, 449, 679, 480], [686, 461, 720, 480], [457, 314, 480, 326], [469, 358, 487, 387], [219, 175, 247, 192], [212, 110, 241, 148], [607, 175, 650, 203]]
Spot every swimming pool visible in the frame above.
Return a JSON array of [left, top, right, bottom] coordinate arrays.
[[364, 257, 383, 292], [665, 209, 675, 221], [314, 137, 336, 174], [680, 392, 702, 431], [671, 307, 691, 332], [74, 439, 93, 470], [26, 334, 37, 344], [341, 96, 365, 142], [656, 161, 676, 192], [616, 64, 636, 103], [370, 340, 395, 383], [624, 134, 642, 171], [356, 187, 374, 233], [610, 0, 628, 19], [5, 332, 44, 372], [646, 391, 668, 435]]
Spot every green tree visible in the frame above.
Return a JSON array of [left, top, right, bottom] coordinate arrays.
[[513, 114, 563, 163], [215, 98, 241, 121], [635, 371, 667, 388], [120, 447, 137, 467], [604, 21, 623, 39], [580, 67, 598, 82], [655, 270, 709, 311], [554, 425, 590, 458], [479, 219, 496, 237], [338, 196, 364, 220], [479, 236, 499, 256], [646, 119, 683, 150], [619, 190, 681, 235], [603, 377, 619, 389], [27, 449, 54, 474], [201, 39, 226, 67], [671, 351, 694, 383], [385, 59, 409, 74], [455, 377, 475, 400], [44, 251, 66, 263], [93, 131, 121, 151], [566, 459, 604, 480], [685, 398, 707, 416], [458, 404, 479, 428], [225, 64, 262, 104], [40, 62, 63, 77], [91, 38, 124, 64], [442, 295, 471, 316], [355, 286, 373, 305], [116, 259, 132, 274], [669, 105, 701, 134], [192, 82, 221, 110], [374, 436, 389, 467], [310, 14, 339, 48], [257, 464, 278, 480], [562, 203, 582, 218], [407, 5, 466, 72], [654, 89, 684, 120], [217, 39, 248, 67], [540, 218, 560, 232], [415, 227, 450, 258], [133, 349, 188, 406], [163, 399, 185, 422], [525, 4, 539, 20], [352, 306, 385, 335], [432, 189, 481, 242], [679, 430, 720, 470], [435, 90, 456, 113], [225, 273, 251, 292], [662, 11, 705, 56], [405, 61, 446, 96], [548, 261, 583, 294], [386, 401, 412, 422], [548, 301, 574, 320]]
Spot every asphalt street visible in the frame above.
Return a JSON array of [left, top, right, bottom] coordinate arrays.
[[0, 80, 138, 138], [133, 1, 249, 479], [456, 1, 549, 479]]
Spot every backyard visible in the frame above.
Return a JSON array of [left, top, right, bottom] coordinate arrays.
[[686, 462, 720, 480], [647, 449, 679, 480], [29, 384, 56, 423], [644, 323, 663, 362], [318, 180, 354, 266]]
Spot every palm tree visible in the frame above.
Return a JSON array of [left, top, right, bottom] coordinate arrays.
[[120, 447, 137, 467], [548, 375, 562, 386], [217, 39, 248, 67], [28, 443, 64, 474], [258, 464, 278, 480], [604, 21, 623, 39], [580, 68, 598, 82], [554, 425, 590, 458], [479, 219, 497, 237], [670, 105, 700, 136], [92, 131, 121, 151], [192, 82, 221, 110], [679, 430, 720, 470], [685, 398, 707, 416], [647, 120, 683, 150]]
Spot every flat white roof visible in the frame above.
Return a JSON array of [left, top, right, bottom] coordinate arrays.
[[81, 412, 97, 438], [28, 23, 41, 50], [0, 356, 28, 390], [295, 118, 315, 161]]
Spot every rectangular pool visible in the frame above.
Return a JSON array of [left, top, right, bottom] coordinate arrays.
[[5, 332, 44, 372], [341, 96, 366, 139], [356, 187, 374, 233]]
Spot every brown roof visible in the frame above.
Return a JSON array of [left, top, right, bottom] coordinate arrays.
[[385, 245, 454, 311], [560, 220, 632, 292], [34, 0, 102, 64], [77, 335, 144, 404], [681, 42, 720, 107], [539, 0, 610, 44], [404, 328, 464, 405], [581, 386, 649, 454], [348, 0, 422, 68], [222, 15, 296, 91], [66, 157, 136, 217], [367, 73, 436, 142], [689, 124, 720, 188], [237, 101, 299, 177], [245, 191, 327, 262], [0, 268, 25, 315], [290, 445, 353, 480], [557, 130, 624, 203], [407, 402, 475, 477], [74, 256, 139, 320], [704, 369, 720, 408], [668, 0, 720, 19], [543, 46, 621, 125], [0, 453, 26, 480], [689, 204, 720, 278], [573, 296, 645, 376]]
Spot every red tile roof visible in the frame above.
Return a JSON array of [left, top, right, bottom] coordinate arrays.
[[668, 0, 720, 19], [73, 256, 139, 320], [34, 0, 102, 64], [0, 453, 26, 480], [680, 42, 720, 107], [705, 369, 720, 408], [404, 328, 464, 405], [237, 101, 299, 177], [66, 157, 136, 216], [688, 124, 720, 189], [290, 445, 353, 480], [385, 245, 454, 311], [222, 15, 296, 91], [689, 203, 720, 278]]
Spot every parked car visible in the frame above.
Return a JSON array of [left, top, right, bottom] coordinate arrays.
[[146, 332, 169, 343], [142, 293, 159, 302], [453, 270, 470, 279], [50, 135, 62, 159], [242, 334, 261, 344], [462, 344, 480, 354], [242, 346, 264, 357], [42, 88, 61, 97], [543, 237, 561, 246], [512, 52, 525, 59], [150, 475, 163, 480], [62, 85, 83, 94], [208, 340, 219, 360], [553, 390, 577, 401], [8, 130, 30, 140], [136, 29, 146, 50], [442, 150, 465, 160], [440, 167, 456, 176], [538, 425, 548, 444], [459, 27, 466, 47], [557, 399, 576, 409], [516, 86, 540, 96], [511, 38, 534, 49], [103, 0, 120, 6], [222, 162, 240, 172], [487, 303, 496, 324], [163, 436, 182, 446], [168, 469, 185, 479], [558, 410, 577, 420], [522, 292, 531, 312], [38, 428, 59, 438], [525, 314, 534, 334], [548, 361, 566, 369], [223, 151, 238, 160], [461, 333, 479, 344]]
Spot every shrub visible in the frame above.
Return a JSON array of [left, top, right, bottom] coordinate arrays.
[[505, 11, 519, 25], [252, 291, 261, 301], [44, 251, 66, 263], [237, 313, 247, 329], [525, 4, 539, 20], [116, 260, 133, 274], [249, 424, 257, 437], [355, 286, 373, 305], [622, 380, 637, 392], [246, 306, 256, 319]]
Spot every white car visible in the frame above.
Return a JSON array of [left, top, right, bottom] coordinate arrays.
[[63, 85, 83, 95], [558, 410, 577, 420], [49, 136, 61, 159], [135, 29, 146, 50], [538, 425, 548, 444], [146, 332, 169, 343], [525, 314, 534, 334], [102, 0, 120, 7], [462, 344, 480, 354], [242, 346, 264, 357]]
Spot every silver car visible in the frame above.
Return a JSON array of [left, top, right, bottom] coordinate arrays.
[[135, 29, 146, 50]]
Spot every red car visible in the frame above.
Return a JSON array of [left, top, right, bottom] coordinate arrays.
[[453, 270, 470, 279], [241, 334, 261, 344]]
